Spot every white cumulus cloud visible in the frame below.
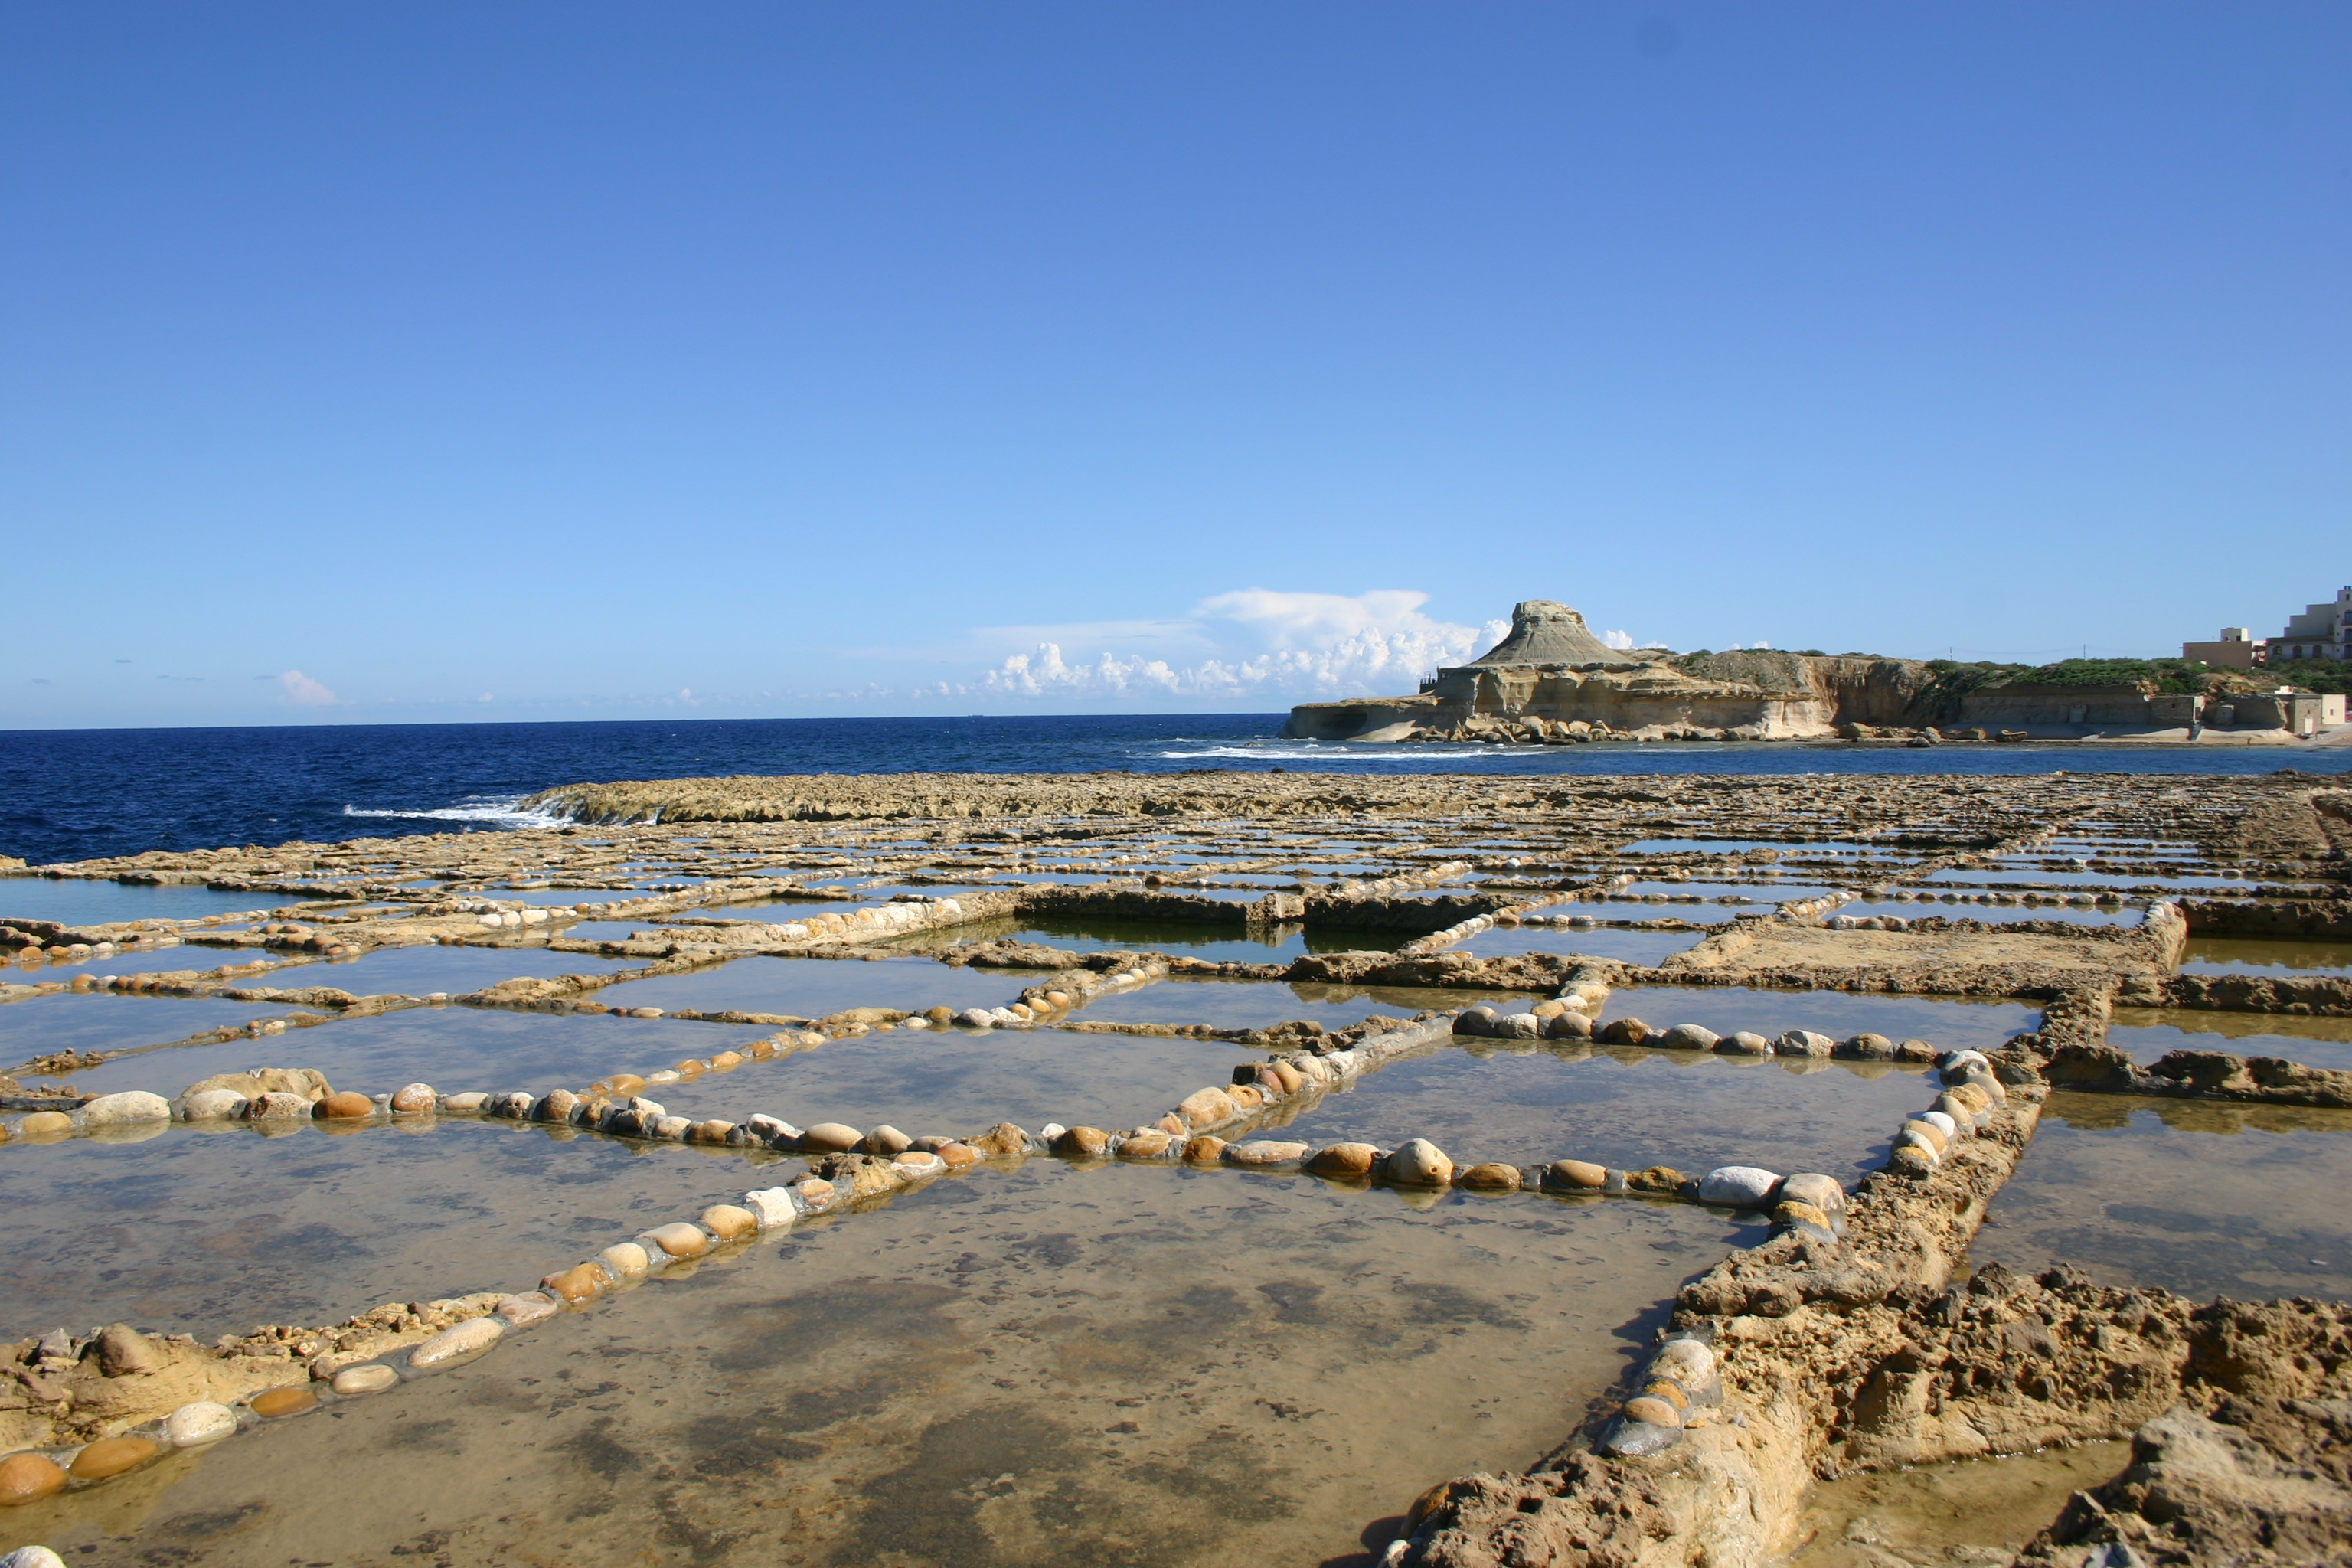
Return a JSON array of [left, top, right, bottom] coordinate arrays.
[[973, 589, 1511, 701], [277, 669, 339, 707]]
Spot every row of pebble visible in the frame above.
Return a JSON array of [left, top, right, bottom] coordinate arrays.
[[1465, 1003, 1953, 1066], [1884, 1050, 2010, 1179]]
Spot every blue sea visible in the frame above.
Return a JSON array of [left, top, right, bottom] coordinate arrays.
[[2, 714, 2345, 867]]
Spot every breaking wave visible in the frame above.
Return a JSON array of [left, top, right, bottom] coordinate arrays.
[[1152, 744, 1527, 763], [341, 799, 569, 831]]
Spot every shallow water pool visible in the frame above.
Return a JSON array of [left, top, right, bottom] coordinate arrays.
[[2, 995, 312, 1077], [2177, 936, 2352, 978], [1452, 926, 1707, 966], [639, 1024, 1253, 1137], [0, 878, 288, 927], [1974, 1091, 2352, 1302], [595, 955, 1057, 1021], [279, 942, 637, 995], [1827, 900, 2141, 928], [1260, 1036, 1934, 1182], [0, 1115, 760, 1341], [56, 1006, 768, 1102], [0, 1159, 1756, 1567], [1069, 977, 1481, 1033], [2105, 1007, 2352, 1072], [912, 915, 1405, 965]]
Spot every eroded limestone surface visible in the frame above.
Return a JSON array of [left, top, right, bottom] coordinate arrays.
[[2, 769, 2349, 1566]]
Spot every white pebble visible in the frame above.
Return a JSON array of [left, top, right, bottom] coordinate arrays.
[[409, 1317, 504, 1367], [164, 1400, 238, 1446]]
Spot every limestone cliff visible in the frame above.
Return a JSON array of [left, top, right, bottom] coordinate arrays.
[[1283, 602, 2268, 744]]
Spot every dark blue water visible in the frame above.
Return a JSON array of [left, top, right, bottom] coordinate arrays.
[[2, 715, 2342, 866]]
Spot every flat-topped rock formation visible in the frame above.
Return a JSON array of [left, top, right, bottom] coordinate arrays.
[[1285, 599, 2334, 744]]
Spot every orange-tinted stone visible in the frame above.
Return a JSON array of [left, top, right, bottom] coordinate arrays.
[[1050, 1126, 1111, 1157], [0, 1451, 66, 1504], [314, 1091, 374, 1119], [541, 1263, 608, 1304], [250, 1385, 318, 1418], [70, 1435, 158, 1479], [1307, 1142, 1380, 1178]]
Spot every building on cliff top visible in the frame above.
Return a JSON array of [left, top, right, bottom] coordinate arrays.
[[2272, 587, 2350, 663], [2180, 628, 2265, 670]]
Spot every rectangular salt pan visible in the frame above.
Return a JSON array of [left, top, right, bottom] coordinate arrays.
[[70, 1160, 1760, 1568], [593, 955, 1058, 1021], [1451, 927, 1706, 966], [2177, 937, 2352, 979], [0, 877, 294, 927], [0, 1115, 782, 1341], [2, 995, 312, 1078], [637, 1024, 1253, 1136], [57, 1006, 768, 1102], [2105, 1007, 2352, 1073], [1266, 1036, 1939, 1183], [1069, 977, 1474, 1033], [1973, 1093, 2352, 1304]]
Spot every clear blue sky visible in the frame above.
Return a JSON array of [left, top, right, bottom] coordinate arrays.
[[4, 2, 2344, 727]]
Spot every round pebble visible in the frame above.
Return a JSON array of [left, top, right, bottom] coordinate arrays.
[[1697, 1166, 1783, 1209], [409, 1316, 505, 1368], [314, 1091, 374, 1120], [388, 1083, 437, 1113], [1779, 1172, 1846, 1213], [1622, 1396, 1683, 1429], [642, 1222, 710, 1259], [0, 1452, 66, 1506], [2, 1548, 67, 1568], [69, 1436, 158, 1480], [80, 1091, 172, 1126], [1900, 1119, 1949, 1155], [1308, 1142, 1380, 1178], [16, 1112, 71, 1138], [799, 1122, 861, 1153], [699, 1204, 759, 1242], [1652, 1338, 1715, 1383], [599, 1243, 651, 1282], [249, 1386, 317, 1418], [164, 1400, 238, 1446], [1457, 1162, 1521, 1191], [332, 1364, 399, 1395], [180, 1089, 248, 1120], [541, 1263, 609, 1304], [1546, 1159, 1608, 1190], [1384, 1138, 1455, 1187], [1051, 1126, 1112, 1157]]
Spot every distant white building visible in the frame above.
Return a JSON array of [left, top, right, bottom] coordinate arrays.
[[2273, 586, 2350, 662]]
